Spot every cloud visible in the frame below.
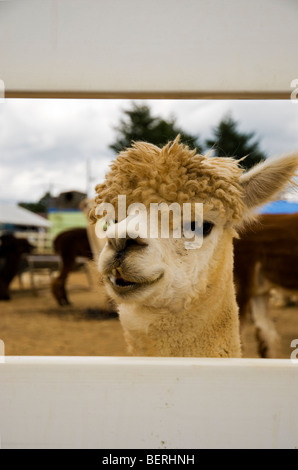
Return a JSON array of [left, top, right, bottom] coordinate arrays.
[[149, 99, 298, 156], [0, 98, 297, 203], [0, 99, 122, 202]]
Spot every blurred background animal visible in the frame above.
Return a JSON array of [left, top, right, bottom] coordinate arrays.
[[51, 227, 93, 306], [51, 198, 108, 306], [234, 213, 298, 358], [0, 233, 33, 300]]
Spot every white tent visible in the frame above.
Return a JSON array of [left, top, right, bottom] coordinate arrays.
[[0, 204, 51, 229]]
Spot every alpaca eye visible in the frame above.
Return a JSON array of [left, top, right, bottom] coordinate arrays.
[[202, 221, 214, 237], [183, 220, 214, 239], [190, 221, 197, 232], [189, 221, 214, 236], [184, 220, 199, 234]]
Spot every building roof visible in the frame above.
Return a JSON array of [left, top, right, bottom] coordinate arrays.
[[0, 204, 51, 228], [49, 190, 87, 210]]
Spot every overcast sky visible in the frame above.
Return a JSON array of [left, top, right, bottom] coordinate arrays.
[[0, 98, 298, 204]]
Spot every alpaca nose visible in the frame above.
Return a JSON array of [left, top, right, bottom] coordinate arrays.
[[107, 233, 147, 253], [106, 218, 148, 253]]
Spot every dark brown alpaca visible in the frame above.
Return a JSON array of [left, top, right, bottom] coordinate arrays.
[[233, 212, 298, 357], [0, 233, 34, 300], [51, 228, 92, 306]]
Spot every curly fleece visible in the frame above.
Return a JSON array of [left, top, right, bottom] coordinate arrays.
[[91, 136, 245, 223]]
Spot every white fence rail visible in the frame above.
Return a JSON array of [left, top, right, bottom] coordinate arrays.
[[15, 231, 54, 254], [0, 357, 297, 449], [1, 0, 297, 98]]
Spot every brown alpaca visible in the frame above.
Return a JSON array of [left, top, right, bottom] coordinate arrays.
[[51, 199, 110, 306], [51, 228, 92, 306], [51, 226, 115, 313]]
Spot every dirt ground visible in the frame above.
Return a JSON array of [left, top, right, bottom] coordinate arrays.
[[0, 265, 298, 359]]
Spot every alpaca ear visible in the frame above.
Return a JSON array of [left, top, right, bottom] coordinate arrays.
[[239, 153, 298, 210]]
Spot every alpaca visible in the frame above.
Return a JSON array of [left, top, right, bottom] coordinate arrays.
[[51, 199, 109, 306], [234, 212, 298, 358], [51, 226, 114, 312], [90, 137, 298, 357], [0, 233, 33, 300], [51, 228, 93, 305]]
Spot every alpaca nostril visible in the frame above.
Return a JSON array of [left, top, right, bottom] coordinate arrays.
[[108, 236, 126, 252], [125, 237, 148, 249]]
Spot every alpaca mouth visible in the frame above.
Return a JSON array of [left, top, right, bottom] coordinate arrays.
[[107, 267, 163, 294]]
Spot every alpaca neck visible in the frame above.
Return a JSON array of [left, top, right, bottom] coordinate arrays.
[[118, 244, 241, 358]]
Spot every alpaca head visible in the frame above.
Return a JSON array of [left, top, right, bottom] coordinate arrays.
[[91, 137, 298, 312]]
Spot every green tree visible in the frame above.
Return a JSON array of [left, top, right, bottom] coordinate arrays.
[[206, 115, 266, 170], [109, 102, 202, 153], [18, 191, 51, 214]]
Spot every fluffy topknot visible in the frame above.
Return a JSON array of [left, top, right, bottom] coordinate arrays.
[[90, 136, 245, 224]]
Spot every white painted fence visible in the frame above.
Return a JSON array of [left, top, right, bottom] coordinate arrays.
[[0, 357, 297, 449], [15, 231, 54, 254], [0, 0, 297, 98]]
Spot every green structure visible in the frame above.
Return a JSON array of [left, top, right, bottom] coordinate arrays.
[[48, 209, 87, 240], [47, 190, 88, 240]]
